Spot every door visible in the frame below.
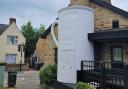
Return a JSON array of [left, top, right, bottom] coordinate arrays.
[[112, 47, 123, 69], [57, 50, 76, 83]]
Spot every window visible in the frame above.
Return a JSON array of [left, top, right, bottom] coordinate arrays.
[[112, 47, 123, 69], [112, 47, 122, 62], [6, 54, 17, 64], [7, 36, 18, 45], [112, 20, 119, 28]]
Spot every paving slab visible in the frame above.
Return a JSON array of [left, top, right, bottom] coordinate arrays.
[[4, 71, 42, 89]]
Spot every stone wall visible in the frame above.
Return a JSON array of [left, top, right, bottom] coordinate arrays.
[[100, 42, 128, 64], [70, 0, 89, 6], [6, 64, 29, 71], [0, 23, 25, 64], [36, 38, 46, 63], [36, 25, 58, 65], [100, 43, 111, 62], [70, 0, 128, 31], [90, 2, 128, 31]]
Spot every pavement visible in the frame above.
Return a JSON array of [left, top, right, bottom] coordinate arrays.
[[4, 71, 42, 89]]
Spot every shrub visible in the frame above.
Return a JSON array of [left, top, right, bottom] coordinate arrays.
[[0, 87, 7, 89], [75, 82, 95, 89], [39, 64, 57, 85], [0, 63, 6, 66]]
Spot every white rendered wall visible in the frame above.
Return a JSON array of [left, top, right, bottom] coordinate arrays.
[[56, 6, 94, 84]]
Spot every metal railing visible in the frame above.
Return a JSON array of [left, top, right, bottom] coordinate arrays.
[[77, 61, 128, 89], [95, 26, 128, 32]]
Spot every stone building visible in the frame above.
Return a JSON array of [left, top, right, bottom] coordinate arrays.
[[0, 18, 25, 64], [36, 0, 128, 66], [36, 25, 58, 65]]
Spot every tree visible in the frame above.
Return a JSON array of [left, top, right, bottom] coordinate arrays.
[[21, 21, 45, 60]]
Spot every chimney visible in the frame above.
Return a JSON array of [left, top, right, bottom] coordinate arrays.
[[9, 18, 16, 25], [70, 0, 89, 6]]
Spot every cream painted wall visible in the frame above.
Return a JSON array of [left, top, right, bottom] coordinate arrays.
[[0, 23, 25, 64]]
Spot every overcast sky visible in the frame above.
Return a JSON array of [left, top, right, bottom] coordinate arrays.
[[0, 0, 127, 28]]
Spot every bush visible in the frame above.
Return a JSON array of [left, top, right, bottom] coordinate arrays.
[[0, 87, 7, 89], [0, 63, 6, 66], [0, 87, 17, 89], [75, 82, 95, 89], [39, 64, 57, 85]]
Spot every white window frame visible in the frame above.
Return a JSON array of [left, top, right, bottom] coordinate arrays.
[[112, 47, 123, 62], [7, 36, 18, 45], [6, 54, 17, 64]]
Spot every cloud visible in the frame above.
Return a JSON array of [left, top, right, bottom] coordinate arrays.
[[0, 0, 70, 28], [0, 0, 127, 28], [112, 0, 128, 11]]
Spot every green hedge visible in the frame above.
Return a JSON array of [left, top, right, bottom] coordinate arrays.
[[39, 64, 57, 85], [75, 82, 95, 89], [0, 88, 16, 89], [0, 87, 7, 89], [0, 63, 6, 66]]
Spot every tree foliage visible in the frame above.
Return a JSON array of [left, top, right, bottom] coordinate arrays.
[[21, 21, 45, 59]]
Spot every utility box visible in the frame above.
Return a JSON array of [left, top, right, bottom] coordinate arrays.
[[0, 63, 5, 87], [8, 71, 17, 87]]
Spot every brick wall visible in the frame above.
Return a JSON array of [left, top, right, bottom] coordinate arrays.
[[70, 0, 128, 31]]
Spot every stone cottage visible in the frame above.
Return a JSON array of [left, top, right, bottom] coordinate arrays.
[[36, 0, 128, 66], [36, 24, 58, 65], [0, 18, 25, 64]]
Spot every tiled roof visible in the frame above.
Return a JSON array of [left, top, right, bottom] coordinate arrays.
[[91, 0, 128, 18], [0, 24, 9, 35], [41, 25, 51, 39], [41, 18, 58, 39]]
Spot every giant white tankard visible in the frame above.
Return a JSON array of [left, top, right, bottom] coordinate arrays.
[[51, 6, 94, 83]]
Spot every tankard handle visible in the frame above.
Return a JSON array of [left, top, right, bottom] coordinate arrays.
[[51, 20, 58, 47]]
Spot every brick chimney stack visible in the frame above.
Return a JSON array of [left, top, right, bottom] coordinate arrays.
[[9, 18, 16, 25]]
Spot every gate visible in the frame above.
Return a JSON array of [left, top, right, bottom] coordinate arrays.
[[0, 63, 6, 87], [77, 61, 128, 89]]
